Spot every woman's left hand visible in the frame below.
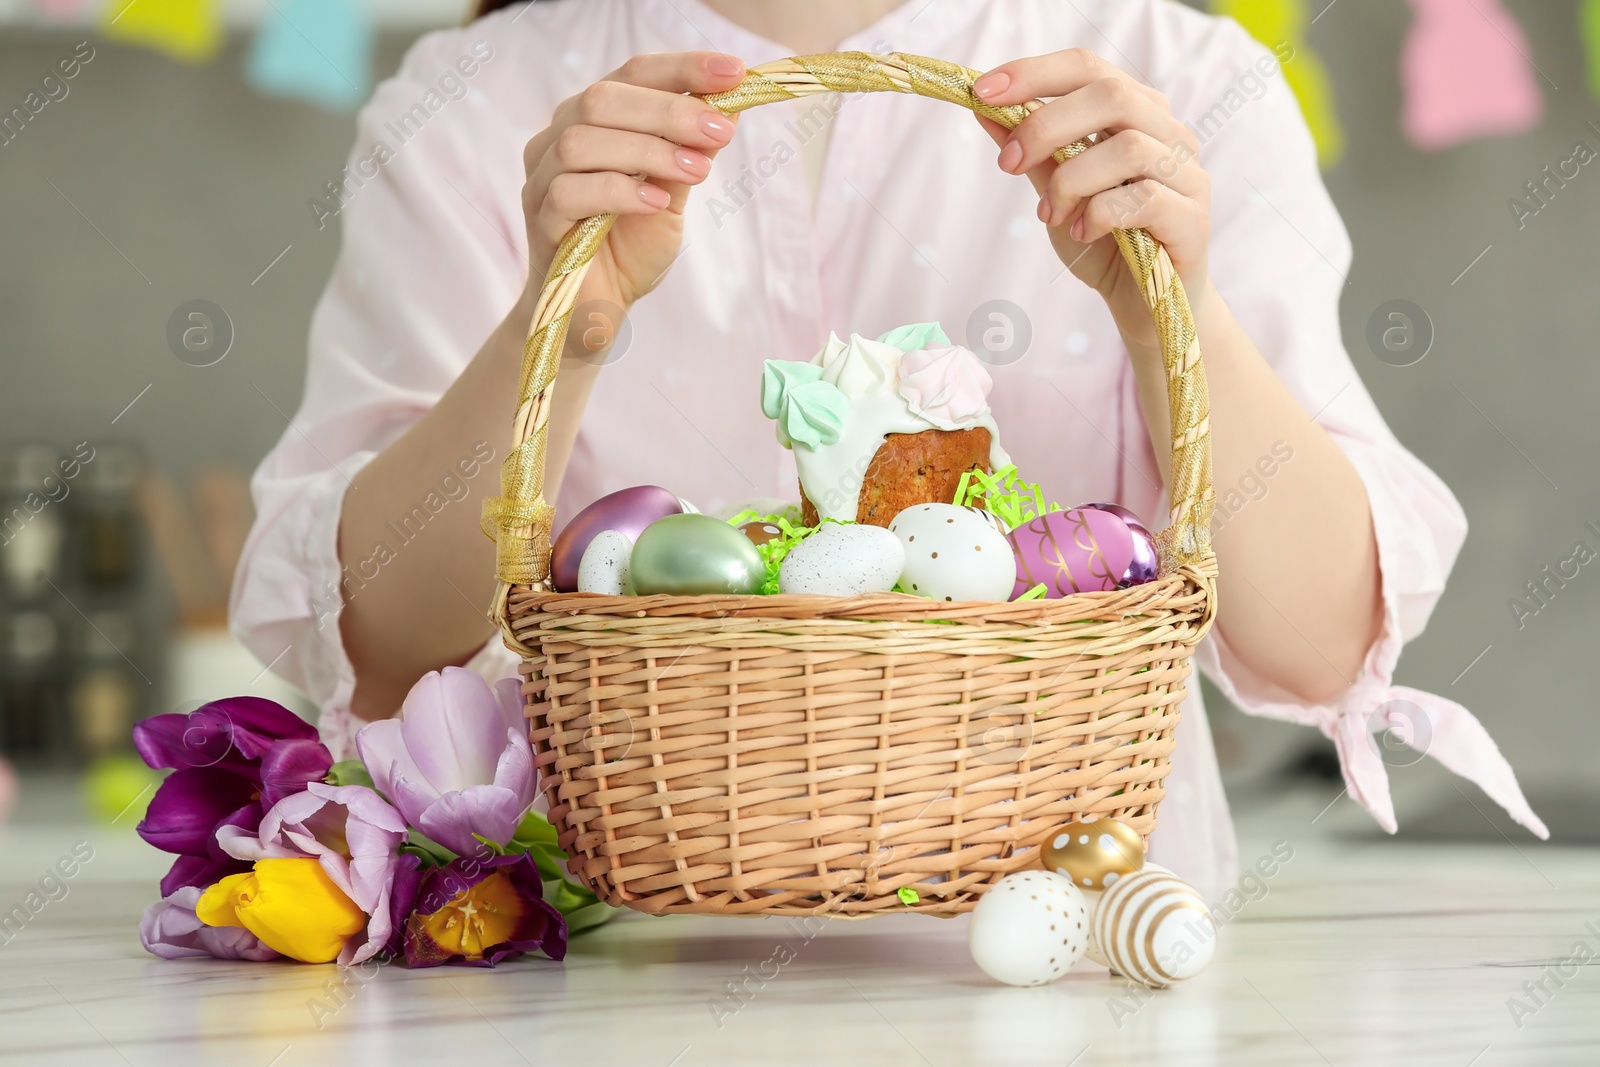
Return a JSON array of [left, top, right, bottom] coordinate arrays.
[[972, 50, 1212, 349]]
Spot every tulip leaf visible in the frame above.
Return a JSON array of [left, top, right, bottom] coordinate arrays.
[[324, 759, 375, 788], [471, 833, 511, 857], [401, 830, 457, 867], [509, 810, 559, 850], [509, 811, 621, 933]]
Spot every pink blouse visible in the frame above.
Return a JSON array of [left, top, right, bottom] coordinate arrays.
[[232, 0, 1546, 900]]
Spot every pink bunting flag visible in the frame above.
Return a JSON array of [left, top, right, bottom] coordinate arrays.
[[1401, 0, 1543, 150]]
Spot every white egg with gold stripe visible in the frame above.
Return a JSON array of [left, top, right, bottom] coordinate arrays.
[[1090, 865, 1216, 987]]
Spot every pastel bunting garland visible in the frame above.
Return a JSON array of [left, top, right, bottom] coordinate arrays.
[[1580, 0, 1600, 101], [244, 0, 374, 112], [1212, 0, 1344, 167], [1400, 0, 1543, 150], [99, 0, 221, 64]]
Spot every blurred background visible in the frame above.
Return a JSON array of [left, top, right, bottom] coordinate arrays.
[[0, 0, 1592, 842]]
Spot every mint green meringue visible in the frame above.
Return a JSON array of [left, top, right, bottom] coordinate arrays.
[[762, 360, 848, 450], [876, 321, 951, 352], [761, 360, 823, 420]]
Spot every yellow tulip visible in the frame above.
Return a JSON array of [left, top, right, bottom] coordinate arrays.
[[197, 858, 366, 964]]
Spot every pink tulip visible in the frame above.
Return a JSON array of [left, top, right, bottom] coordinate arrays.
[[139, 885, 280, 962], [215, 782, 407, 966], [355, 669, 536, 861]]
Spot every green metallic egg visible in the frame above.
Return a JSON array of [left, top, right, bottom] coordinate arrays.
[[630, 513, 766, 595]]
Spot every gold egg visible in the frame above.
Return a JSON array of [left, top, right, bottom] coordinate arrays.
[[739, 521, 785, 547], [1041, 818, 1145, 890]]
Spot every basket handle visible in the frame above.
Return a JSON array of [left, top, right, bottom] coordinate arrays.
[[484, 51, 1214, 625]]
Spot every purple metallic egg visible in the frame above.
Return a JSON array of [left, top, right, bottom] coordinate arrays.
[[1081, 501, 1150, 535], [1121, 524, 1160, 586], [1006, 508, 1136, 599], [551, 485, 684, 592], [1082, 501, 1159, 586]]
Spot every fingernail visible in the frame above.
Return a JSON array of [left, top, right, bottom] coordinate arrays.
[[1070, 215, 1086, 241], [1036, 196, 1050, 224], [675, 148, 707, 174], [972, 71, 1010, 100], [700, 113, 734, 140], [998, 140, 1023, 173], [639, 183, 670, 208], [707, 54, 744, 78]]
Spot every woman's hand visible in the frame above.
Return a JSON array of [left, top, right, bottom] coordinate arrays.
[[521, 52, 746, 357], [972, 50, 1211, 350]]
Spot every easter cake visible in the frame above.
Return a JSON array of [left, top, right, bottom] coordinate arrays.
[[761, 322, 1009, 529]]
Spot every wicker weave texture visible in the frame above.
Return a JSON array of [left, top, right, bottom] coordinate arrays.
[[513, 566, 1214, 916]]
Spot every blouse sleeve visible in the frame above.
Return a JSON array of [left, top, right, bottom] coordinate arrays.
[[229, 28, 529, 722], [1181, 23, 1546, 837]]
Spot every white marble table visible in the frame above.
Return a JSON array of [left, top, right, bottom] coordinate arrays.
[[1, 784, 1595, 1067]]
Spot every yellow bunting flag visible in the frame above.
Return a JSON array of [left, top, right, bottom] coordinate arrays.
[[1582, 0, 1600, 101], [1212, 0, 1345, 168], [100, 0, 222, 65]]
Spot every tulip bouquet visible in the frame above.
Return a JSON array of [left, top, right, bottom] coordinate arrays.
[[136, 668, 615, 968]]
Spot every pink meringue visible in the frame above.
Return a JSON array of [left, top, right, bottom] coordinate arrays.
[[897, 345, 995, 431]]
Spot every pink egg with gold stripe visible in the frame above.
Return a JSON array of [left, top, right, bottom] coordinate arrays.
[[1006, 508, 1135, 599]]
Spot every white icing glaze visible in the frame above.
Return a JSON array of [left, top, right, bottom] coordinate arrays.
[[796, 332, 1010, 522]]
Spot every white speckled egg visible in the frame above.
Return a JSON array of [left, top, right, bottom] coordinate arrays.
[[968, 870, 1090, 987], [577, 529, 635, 595], [1091, 865, 1215, 988], [778, 524, 904, 596], [890, 503, 1015, 602]]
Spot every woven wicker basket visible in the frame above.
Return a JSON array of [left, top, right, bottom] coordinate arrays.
[[483, 52, 1218, 917]]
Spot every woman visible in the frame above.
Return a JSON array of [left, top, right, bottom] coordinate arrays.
[[233, 0, 1544, 897]]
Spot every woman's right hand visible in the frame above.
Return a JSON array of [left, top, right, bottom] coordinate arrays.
[[521, 52, 747, 358]]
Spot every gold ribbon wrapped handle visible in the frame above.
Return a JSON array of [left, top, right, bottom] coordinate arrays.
[[485, 51, 1214, 628]]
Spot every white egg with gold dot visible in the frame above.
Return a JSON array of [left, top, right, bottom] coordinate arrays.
[[967, 870, 1089, 987], [890, 503, 1014, 602]]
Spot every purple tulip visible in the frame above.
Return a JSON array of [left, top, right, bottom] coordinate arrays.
[[133, 696, 322, 777], [139, 885, 280, 962], [356, 669, 536, 860], [134, 697, 332, 896], [215, 782, 408, 966], [399, 853, 567, 968]]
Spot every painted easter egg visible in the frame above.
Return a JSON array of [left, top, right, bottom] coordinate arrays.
[[739, 520, 785, 547], [963, 505, 1010, 534], [1081, 886, 1108, 966], [551, 485, 684, 592], [968, 870, 1090, 987], [1082, 501, 1158, 586], [630, 514, 765, 596], [1041, 818, 1145, 891], [1006, 508, 1136, 599], [1122, 524, 1159, 586], [576, 529, 635, 595], [1091, 865, 1216, 988], [1081, 501, 1149, 534], [889, 503, 1015, 602], [779, 524, 904, 596]]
